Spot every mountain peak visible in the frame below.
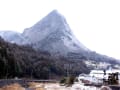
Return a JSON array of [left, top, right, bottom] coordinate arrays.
[[24, 10, 66, 32], [22, 10, 71, 43], [47, 10, 62, 17], [48, 10, 59, 15], [22, 10, 89, 53], [41, 10, 66, 25]]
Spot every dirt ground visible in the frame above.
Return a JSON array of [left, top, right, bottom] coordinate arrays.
[[0, 83, 25, 90]]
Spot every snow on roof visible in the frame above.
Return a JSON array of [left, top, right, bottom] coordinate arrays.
[[90, 69, 120, 74]]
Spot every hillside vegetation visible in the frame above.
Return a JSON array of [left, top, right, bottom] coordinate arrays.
[[0, 37, 89, 79]]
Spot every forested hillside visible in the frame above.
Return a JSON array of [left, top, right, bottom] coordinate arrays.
[[0, 37, 89, 79]]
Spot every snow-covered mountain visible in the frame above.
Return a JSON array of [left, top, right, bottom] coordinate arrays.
[[0, 10, 89, 55], [0, 10, 119, 68], [22, 10, 89, 54]]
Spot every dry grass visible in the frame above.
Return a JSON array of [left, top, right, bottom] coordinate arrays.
[[0, 83, 25, 90], [0, 82, 71, 90], [28, 82, 44, 88], [33, 87, 45, 90], [28, 82, 45, 90]]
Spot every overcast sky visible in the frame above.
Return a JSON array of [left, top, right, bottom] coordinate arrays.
[[0, 0, 120, 59]]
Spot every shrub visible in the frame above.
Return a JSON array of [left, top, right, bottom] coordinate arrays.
[[60, 76, 75, 86]]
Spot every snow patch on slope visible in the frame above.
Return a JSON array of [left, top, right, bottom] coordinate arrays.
[[0, 31, 27, 45]]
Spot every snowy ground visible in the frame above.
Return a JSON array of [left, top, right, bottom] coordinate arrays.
[[28, 82, 101, 90]]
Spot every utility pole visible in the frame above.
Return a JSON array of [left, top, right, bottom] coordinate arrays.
[[64, 63, 72, 77]]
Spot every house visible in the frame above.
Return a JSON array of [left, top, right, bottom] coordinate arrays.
[[89, 68, 120, 80], [77, 67, 120, 84]]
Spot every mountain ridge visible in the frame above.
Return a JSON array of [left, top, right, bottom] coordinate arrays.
[[0, 10, 119, 69], [0, 10, 89, 55]]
